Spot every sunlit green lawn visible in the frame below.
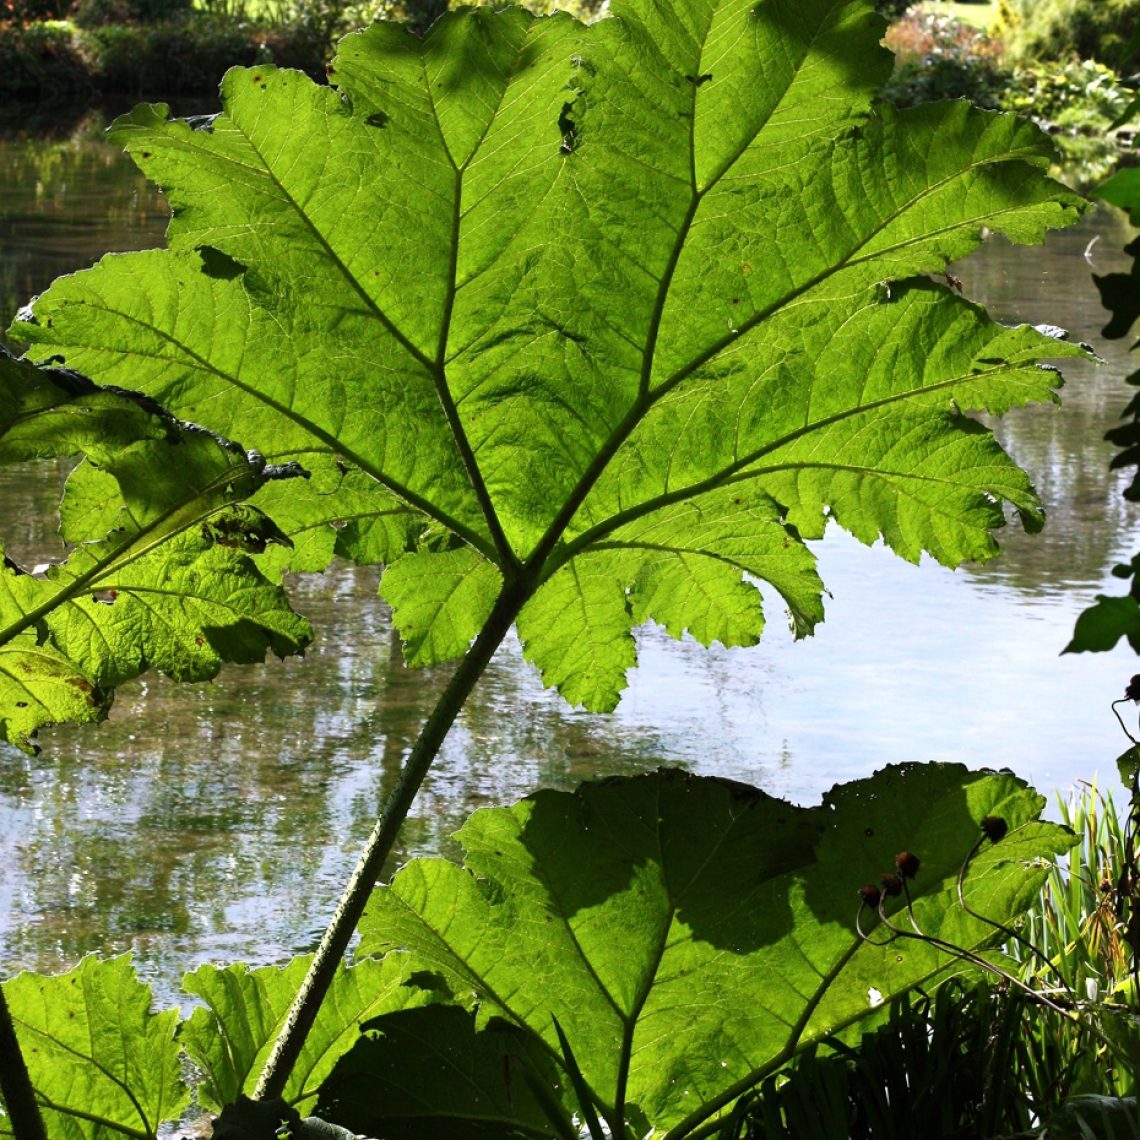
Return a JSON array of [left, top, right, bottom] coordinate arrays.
[[917, 0, 999, 29]]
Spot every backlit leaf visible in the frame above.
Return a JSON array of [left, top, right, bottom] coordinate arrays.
[[180, 953, 434, 1114], [0, 349, 311, 747], [7, 0, 1087, 717], [1, 954, 188, 1140]]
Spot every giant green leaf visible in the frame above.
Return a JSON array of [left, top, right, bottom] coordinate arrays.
[[180, 953, 435, 1113], [0, 349, 311, 748], [338, 766, 1073, 1138], [7, 0, 1088, 715], [0, 955, 188, 1140]]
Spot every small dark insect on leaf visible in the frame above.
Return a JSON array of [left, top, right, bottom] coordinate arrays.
[[980, 816, 1008, 843], [944, 271, 964, 293], [880, 873, 903, 897], [894, 851, 920, 879]]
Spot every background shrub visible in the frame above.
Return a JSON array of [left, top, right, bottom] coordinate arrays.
[[79, 19, 258, 92], [72, 0, 192, 27], [881, 10, 1008, 108], [1005, 0, 1140, 72], [1, 0, 70, 23], [0, 21, 90, 98]]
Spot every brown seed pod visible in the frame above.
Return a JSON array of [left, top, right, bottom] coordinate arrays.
[[880, 873, 903, 897], [858, 884, 882, 907], [980, 816, 1008, 843], [1126, 674, 1140, 703], [895, 851, 920, 879]]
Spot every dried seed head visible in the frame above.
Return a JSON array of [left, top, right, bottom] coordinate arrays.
[[980, 816, 1008, 843], [880, 873, 903, 897], [1126, 674, 1140, 703], [895, 851, 920, 879], [858, 884, 882, 908]]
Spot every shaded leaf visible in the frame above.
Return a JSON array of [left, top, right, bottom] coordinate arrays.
[[320, 1005, 569, 1139], [0, 349, 311, 746], [1064, 595, 1140, 654], [180, 953, 433, 1113], [350, 766, 1073, 1136]]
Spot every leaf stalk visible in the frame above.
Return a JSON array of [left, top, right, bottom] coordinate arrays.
[[253, 573, 534, 1100], [0, 982, 47, 1140]]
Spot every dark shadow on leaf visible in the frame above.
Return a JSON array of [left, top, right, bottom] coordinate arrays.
[[318, 1003, 561, 1139], [509, 767, 816, 953]]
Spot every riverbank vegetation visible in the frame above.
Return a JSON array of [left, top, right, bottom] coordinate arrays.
[[0, 0, 1139, 181]]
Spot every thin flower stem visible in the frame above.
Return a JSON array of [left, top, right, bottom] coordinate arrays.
[[874, 885, 1074, 1018], [956, 837, 1062, 982]]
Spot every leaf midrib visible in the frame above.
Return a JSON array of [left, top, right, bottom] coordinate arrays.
[[521, 27, 1023, 575]]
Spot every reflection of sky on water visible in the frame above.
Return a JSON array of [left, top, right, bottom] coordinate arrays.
[[2, 133, 1140, 1003]]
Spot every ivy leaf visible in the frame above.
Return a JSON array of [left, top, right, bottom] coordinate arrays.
[[345, 766, 1072, 1137], [180, 953, 435, 1114], [8, 0, 1088, 714], [1, 954, 188, 1139]]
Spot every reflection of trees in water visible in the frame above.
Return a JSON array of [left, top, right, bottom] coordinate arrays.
[[0, 111, 170, 346], [0, 557, 716, 993], [954, 206, 1140, 595]]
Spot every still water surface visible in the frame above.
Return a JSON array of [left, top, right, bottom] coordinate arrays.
[[2, 110, 1140, 1002]]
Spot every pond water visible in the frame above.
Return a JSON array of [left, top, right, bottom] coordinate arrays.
[[2, 108, 1140, 1003]]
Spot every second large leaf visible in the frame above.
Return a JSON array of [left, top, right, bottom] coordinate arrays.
[[333, 765, 1072, 1137], [11, 0, 1087, 712]]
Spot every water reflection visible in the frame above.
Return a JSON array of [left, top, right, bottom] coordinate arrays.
[[2, 122, 1140, 1003], [0, 108, 170, 347]]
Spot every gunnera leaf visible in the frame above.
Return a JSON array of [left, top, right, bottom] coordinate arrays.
[[336, 766, 1073, 1138], [180, 953, 435, 1113], [0, 348, 311, 748], [8, 0, 1088, 715], [1, 954, 189, 1139]]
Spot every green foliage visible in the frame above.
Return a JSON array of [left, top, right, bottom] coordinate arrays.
[[723, 982, 1038, 1140], [319, 766, 1072, 1138], [881, 13, 1131, 187], [181, 954, 434, 1113], [6, 0, 1088, 734], [1069, 170, 1140, 655], [0, 953, 435, 1136], [75, 18, 263, 92], [0, 0, 70, 24], [71, 0, 191, 29], [0, 347, 311, 752], [881, 10, 1007, 110], [1007, 784, 1139, 1105], [1004, 0, 1140, 72], [0, 768, 1072, 1138], [0, 0, 1097, 1126], [1, 955, 188, 1140], [0, 21, 91, 99]]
